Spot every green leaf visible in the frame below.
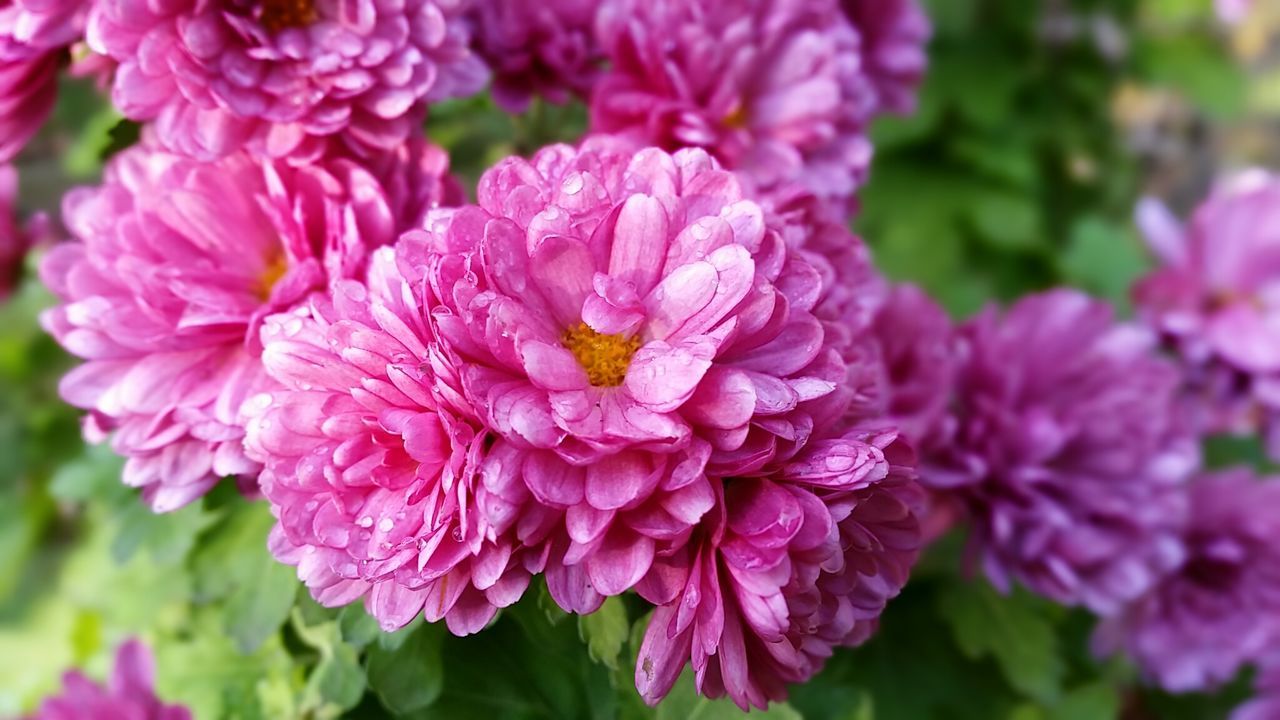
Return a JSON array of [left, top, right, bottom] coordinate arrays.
[[969, 191, 1041, 250], [110, 500, 216, 566], [223, 547, 298, 654], [578, 596, 629, 671], [291, 608, 367, 713], [366, 621, 446, 714], [937, 582, 1064, 703], [654, 671, 804, 720], [1048, 682, 1119, 720], [1058, 217, 1150, 309]]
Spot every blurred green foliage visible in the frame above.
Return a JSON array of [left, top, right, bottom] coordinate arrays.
[[0, 0, 1267, 718]]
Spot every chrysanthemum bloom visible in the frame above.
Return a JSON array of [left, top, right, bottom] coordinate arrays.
[[247, 247, 556, 634], [1094, 471, 1280, 693], [0, 0, 88, 162], [591, 0, 876, 211], [29, 639, 191, 720], [1, 164, 38, 299], [468, 0, 602, 112], [41, 140, 456, 511], [420, 141, 856, 609], [868, 283, 955, 452], [1233, 658, 1280, 720], [1134, 173, 1280, 461], [839, 0, 930, 115], [87, 0, 487, 161], [926, 289, 1197, 614], [634, 429, 922, 710]]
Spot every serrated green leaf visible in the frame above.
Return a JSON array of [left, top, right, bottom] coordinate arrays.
[[223, 549, 297, 654], [578, 596, 629, 671], [1059, 217, 1150, 309], [366, 620, 445, 713], [291, 609, 367, 713]]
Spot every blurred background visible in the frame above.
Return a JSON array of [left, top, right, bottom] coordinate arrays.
[[2, 0, 1279, 717]]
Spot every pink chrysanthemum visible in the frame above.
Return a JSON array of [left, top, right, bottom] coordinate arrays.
[[634, 429, 922, 710], [247, 247, 556, 634], [41, 140, 456, 511], [468, 0, 602, 112], [87, 0, 487, 161], [926, 290, 1197, 614], [0, 0, 88, 161], [29, 639, 191, 720], [1094, 471, 1280, 693], [839, 0, 930, 115], [868, 283, 956, 452], [419, 141, 856, 609], [1134, 173, 1280, 461], [1, 163, 40, 299], [590, 0, 875, 211]]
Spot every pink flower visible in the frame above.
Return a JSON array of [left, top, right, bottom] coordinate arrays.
[[1216, 0, 1254, 24], [1, 163, 39, 299], [868, 283, 956, 452], [88, 0, 487, 161], [1134, 173, 1280, 461], [0, 0, 89, 161], [840, 0, 931, 115], [418, 140, 856, 610], [246, 248, 555, 635], [29, 639, 191, 720], [634, 429, 922, 710], [41, 140, 456, 511], [468, 0, 603, 112], [1095, 471, 1280, 693], [590, 0, 875, 212]]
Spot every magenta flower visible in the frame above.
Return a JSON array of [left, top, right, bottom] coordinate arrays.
[[590, 0, 875, 211], [634, 429, 922, 710], [868, 283, 956, 452], [926, 289, 1196, 614], [247, 248, 556, 634], [87, 0, 487, 161], [1, 163, 39, 299], [29, 639, 191, 720], [41, 140, 456, 511], [839, 0, 930, 115], [0, 0, 89, 161], [1094, 471, 1280, 693], [1134, 173, 1280, 461], [468, 0, 602, 112], [419, 141, 856, 609]]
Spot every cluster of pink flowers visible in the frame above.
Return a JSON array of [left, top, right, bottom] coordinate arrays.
[[27, 640, 191, 720], [27, 0, 935, 709]]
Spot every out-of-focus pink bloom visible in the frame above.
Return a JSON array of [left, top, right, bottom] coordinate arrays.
[[41, 141, 456, 511], [927, 290, 1197, 615], [1217, 0, 1255, 24], [247, 247, 556, 634], [419, 140, 857, 610], [840, 0, 930, 115], [0, 0, 90, 161], [634, 429, 922, 710], [1134, 173, 1280, 461], [1095, 471, 1280, 693], [590, 0, 875, 212], [1233, 658, 1280, 720], [868, 283, 955, 451], [0, 164, 37, 299], [468, 0, 602, 112], [29, 639, 191, 720], [88, 0, 487, 161]]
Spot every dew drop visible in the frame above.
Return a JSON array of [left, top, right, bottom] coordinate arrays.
[[563, 173, 584, 195], [357, 515, 374, 528], [378, 517, 394, 532]]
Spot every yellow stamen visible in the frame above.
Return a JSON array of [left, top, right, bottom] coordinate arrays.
[[723, 103, 749, 130], [562, 322, 641, 387], [256, 253, 288, 301], [260, 0, 316, 32]]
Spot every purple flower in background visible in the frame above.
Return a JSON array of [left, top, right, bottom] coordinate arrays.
[[1134, 172, 1280, 461], [0, 0, 90, 162], [926, 289, 1196, 614], [1095, 471, 1280, 693], [29, 639, 191, 720], [591, 0, 875, 212], [634, 430, 921, 710], [1216, 0, 1255, 24], [41, 141, 456, 511], [420, 140, 856, 611], [468, 0, 603, 112], [1233, 658, 1280, 720], [247, 248, 555, 634], [869, 283, 956, 452], [88, 0, 487, 161], [1, 164, 38, 299], [840, 0, 931, 115]]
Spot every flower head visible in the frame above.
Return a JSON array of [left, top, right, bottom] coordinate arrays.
[[1134, 173, 1280, 461], [1, 164, 40, 299], [634, 430, 922, 710], [590, 0, 875, 211], [926, 289, 1197, 614], [41, 140, 456, 511], [1, 0, 89, 161], [468, 0, 603, 112], [868, 283, 956, 452], [839, 0, 930, 115], [88, 0, 487, 160], [1095, 471, 1280, 692], [419, 140, 856, 608], [29, 639, 191, 720]]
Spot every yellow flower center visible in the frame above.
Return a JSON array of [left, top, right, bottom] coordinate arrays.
[[256, 253, 288, 301], [562, 322, 641, 387], [723, 103, 749, 130], [261, 0, 317, 31]]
